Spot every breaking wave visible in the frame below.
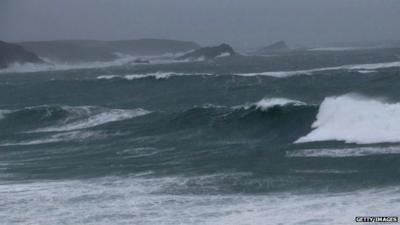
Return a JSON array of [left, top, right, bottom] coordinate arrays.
[[0, 105, 150, 133], [3, 95, 400, 181], [6, 94, 400, 147], [296, 94, 400, 144], [243, 98, 306, 111], [34, 108, 149, 132]]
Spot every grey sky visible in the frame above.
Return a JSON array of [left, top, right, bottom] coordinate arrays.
[[1, 0, 400, 48]]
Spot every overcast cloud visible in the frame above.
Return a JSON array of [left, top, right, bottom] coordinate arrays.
[[1, 0, 400, 48]]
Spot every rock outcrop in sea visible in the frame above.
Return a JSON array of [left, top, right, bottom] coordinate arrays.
[[18, 39, 200, 63], [0, 40, 44, 69]]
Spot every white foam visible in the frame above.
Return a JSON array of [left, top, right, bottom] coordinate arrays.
[[97, 72, 213, 80], [210, 187, 400, 225], [97, 75, 119, 80], [95, 61, 400, 79], [255, 98, 306, 110], [239, 98, 306, 111], [296, 94, 400, 144], [348, 61, 400, 70], [357, 70, 377, 74], [287, 146, 400, 158], [1, 176, 400, 225], [0, 131, 104, 146], [125, 72, 175, 80], [0, 138, 58, 146], [238, 69, 314, 77], [192, 104, 227, 110], [236, 61, 400, 78], [97, 73, 175, 80], [35, 108, 150, 132]]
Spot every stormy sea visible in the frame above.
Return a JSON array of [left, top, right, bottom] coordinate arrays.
[[1, 47, 400, 225]]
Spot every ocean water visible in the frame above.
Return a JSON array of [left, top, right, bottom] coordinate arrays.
[[1, 48, 400, 224]]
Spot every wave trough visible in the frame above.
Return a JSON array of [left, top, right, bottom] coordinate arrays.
[[287, 146, 400, 158]]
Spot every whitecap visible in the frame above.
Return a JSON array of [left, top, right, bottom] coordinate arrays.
[[237, 69, 314, 78], [238, 97, 306, 111], [348, 61, 400, 70], [357, 70, 377, 74], [296, 94, 400, 144], [96, 75, 119, 80], [34, 108, 150, 132], [1, 177, 398, 225], [254, 98, 306, 110], [0, 131, 104, 146], [97, 72, 213, 80]]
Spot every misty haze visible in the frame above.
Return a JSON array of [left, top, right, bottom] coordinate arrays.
[[1, 1, 400, 225]]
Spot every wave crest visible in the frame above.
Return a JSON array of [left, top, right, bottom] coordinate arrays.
[[236, 98, 307, 112], [34, 108, 150, 132], [0, 105, 150, 132], [253, 98, 306, 111], [97, 72, 213, 80], [296, 94, 400, 144]]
